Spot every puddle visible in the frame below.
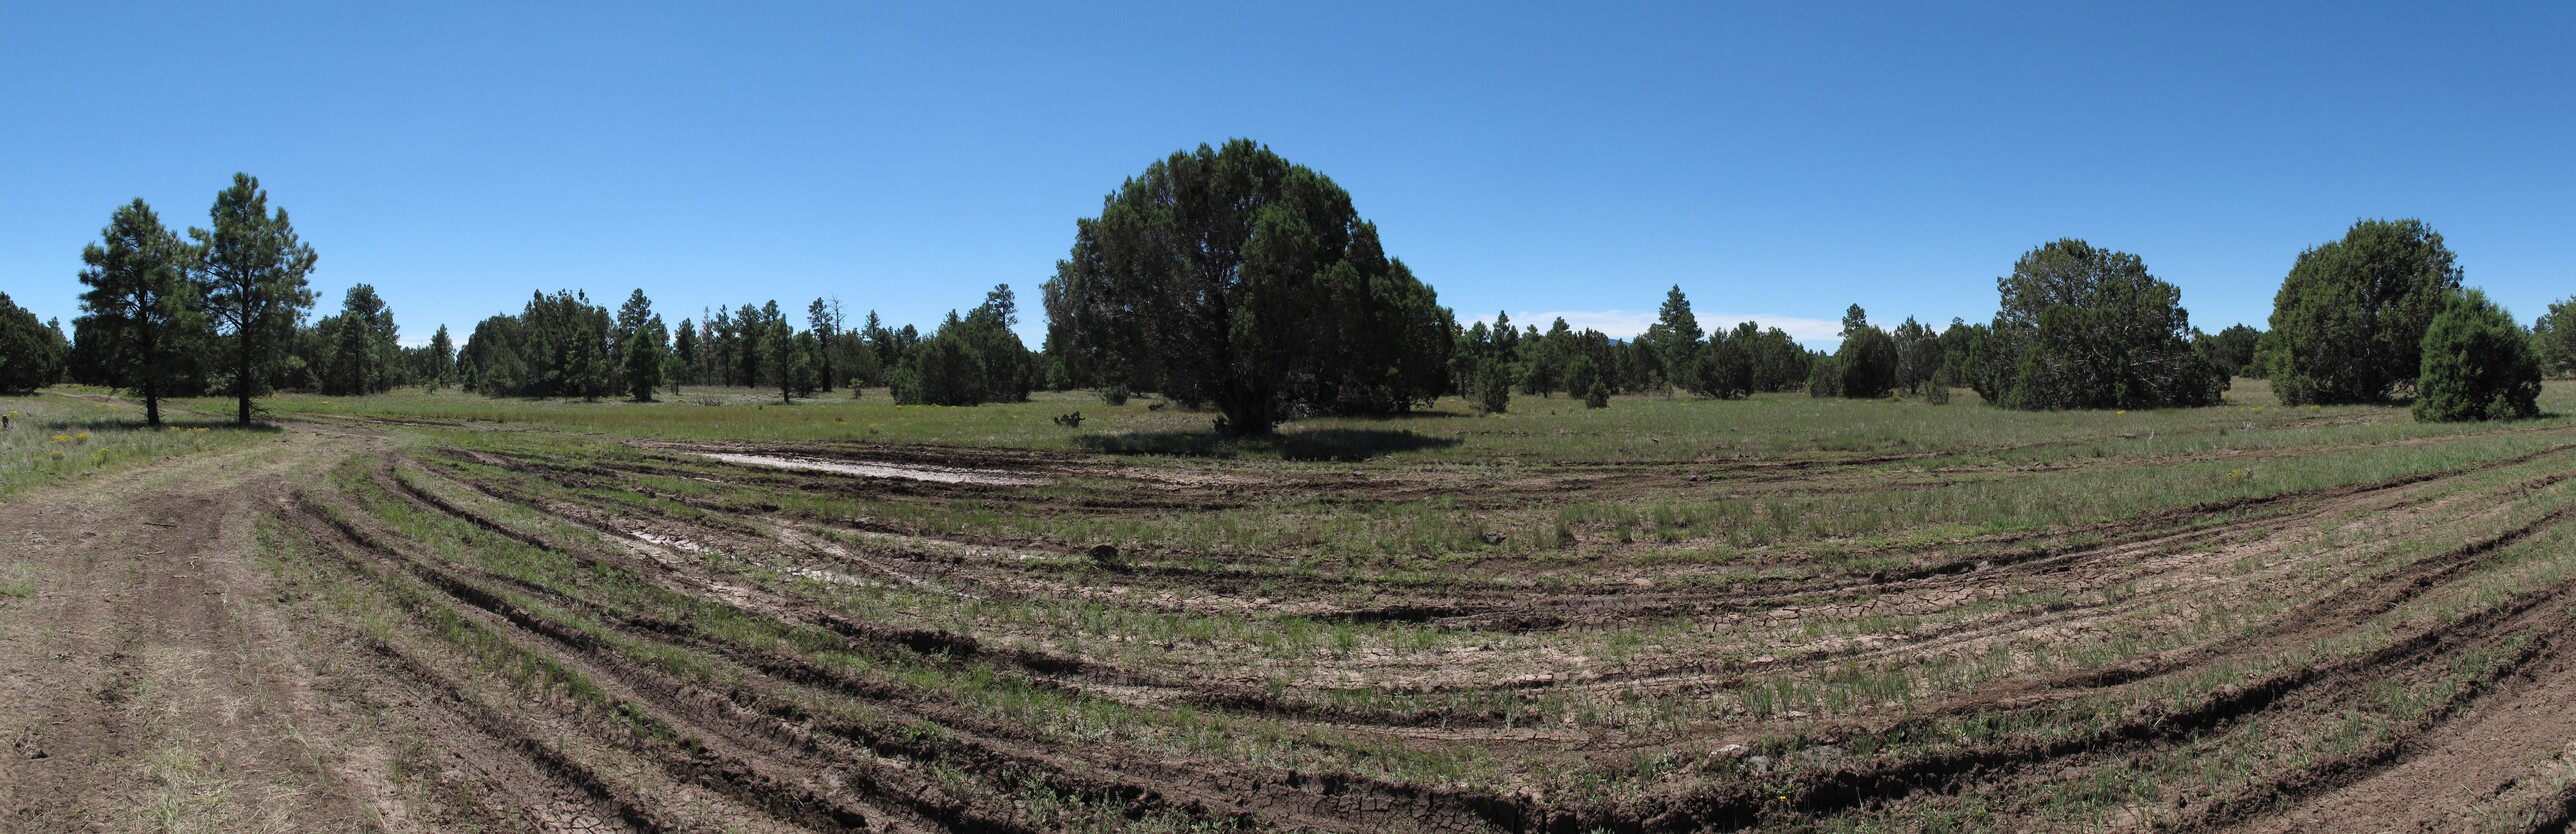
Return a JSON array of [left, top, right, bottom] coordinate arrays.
[[782, 564, 871, 586], [631, 531, 708, 553], [697, 453, 1044, 486]]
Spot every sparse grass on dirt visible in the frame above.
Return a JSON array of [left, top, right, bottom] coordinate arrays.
[[11, 379, 2576, 832]]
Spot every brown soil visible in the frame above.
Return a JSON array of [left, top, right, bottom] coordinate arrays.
[[10, 415, 2576, 832]]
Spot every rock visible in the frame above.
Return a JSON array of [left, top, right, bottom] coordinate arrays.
[[1713, 743, 1749, 760], [1745, 755, 1774, 774], [1479, 531, 1507, 545]]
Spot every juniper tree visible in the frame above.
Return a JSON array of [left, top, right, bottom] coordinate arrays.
[[1043, 139, 1454, 435], [2266, 219, 2463, 404], [1985, 239, 2223, 410], [2414, 289, 2541, 422]]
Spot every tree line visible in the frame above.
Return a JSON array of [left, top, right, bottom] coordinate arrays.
[[6, 152, 2566, 431]]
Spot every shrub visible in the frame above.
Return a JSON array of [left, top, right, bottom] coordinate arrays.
[[1808, 356, 1843, 398], [2414, 290, 2541, 422], [1467, 358, 1511, 414]]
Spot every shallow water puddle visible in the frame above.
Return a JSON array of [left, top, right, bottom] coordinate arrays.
[[696, 452, 1044, 486]]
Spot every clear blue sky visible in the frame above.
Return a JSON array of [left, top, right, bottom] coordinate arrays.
[[4, 2, 2568, 349]]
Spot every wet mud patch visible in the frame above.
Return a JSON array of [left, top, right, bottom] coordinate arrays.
[[697, 452, 1047, 486]]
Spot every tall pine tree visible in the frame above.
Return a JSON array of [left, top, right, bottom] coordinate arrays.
[[76, 199, 200, 425], [191, 174, 317, 424]]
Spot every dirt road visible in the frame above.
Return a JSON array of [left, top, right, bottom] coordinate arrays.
[[0, 429, 393, 833]]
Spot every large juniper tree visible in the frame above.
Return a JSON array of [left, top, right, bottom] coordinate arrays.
[[2265, 219, 2463, 404], [1981, 239, 2223, 410], [1043, 140, 1454, 435], [75, 199, 201, 425], [192, 173, 318, 424]]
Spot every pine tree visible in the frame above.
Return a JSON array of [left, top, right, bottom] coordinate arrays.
[[75, 199, 200, 425], [425, 324, 455, 390], [192, 174, 318, 424]]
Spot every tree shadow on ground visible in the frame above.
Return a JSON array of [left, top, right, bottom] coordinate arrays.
[[1075, 427, 1461, 461], [23, 416, 283, 435]]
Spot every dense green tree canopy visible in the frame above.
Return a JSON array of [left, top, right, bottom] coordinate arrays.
[[1980, 239, 2223, 410], [459, 291, 613, 399], [2265, 219, 2463, 404], [2414, 290, 2541, 422], [1043, 140, 1454, 435], [74, 199, 201, 423], [1834, 323, 1899, 399], [614, 289, 665, 402], [0, 293, 66, 394], [423, 324, 456, 390], [2533, 297, 2576, 378], [2197, 324, 2262, 378], [315, 284, 399, 396], [192, 173, 317, 424]]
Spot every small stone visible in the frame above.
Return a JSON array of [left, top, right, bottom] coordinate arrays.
[[1713, 743, 1749, 760], [1479, 531, 1506, 545], [1745, 755, 1774, 774]]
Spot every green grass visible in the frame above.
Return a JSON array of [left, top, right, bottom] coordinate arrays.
[[0, 389, 269, 499], [237, 377, 2572, 463]]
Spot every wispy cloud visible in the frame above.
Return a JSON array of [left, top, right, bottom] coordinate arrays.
[[1476, 310, 1845, 345]]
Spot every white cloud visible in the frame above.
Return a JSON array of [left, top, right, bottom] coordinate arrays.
[[1478, 309, 1845, 346]]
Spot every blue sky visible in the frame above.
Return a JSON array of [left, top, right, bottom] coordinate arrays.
[[3, 2, 2568, 349]]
